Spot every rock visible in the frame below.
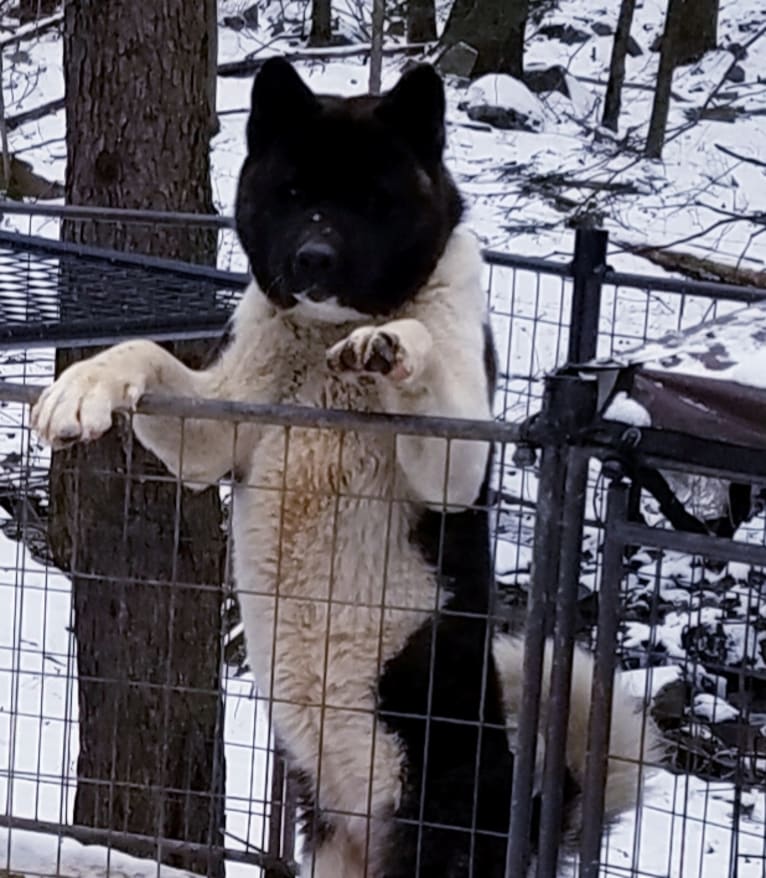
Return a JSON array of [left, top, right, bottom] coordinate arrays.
[[726, 42, 748, 60], [436, 42, 478, 78], [626, 36, 643, 57], [524, 64, 569, 97], [591, 21, 613, 36], [223, 15, 245, 31], [463, 74, 545, 132], [242, 3, 259, 28], [7, 49, 30, 64], [539, 23, 590, 44], [726, 64, 746, 84]]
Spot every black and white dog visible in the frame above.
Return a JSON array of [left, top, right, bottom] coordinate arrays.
[[33, 60, 654, 876]]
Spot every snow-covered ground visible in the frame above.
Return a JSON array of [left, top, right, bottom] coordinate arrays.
[[2, 0, 766, 875]]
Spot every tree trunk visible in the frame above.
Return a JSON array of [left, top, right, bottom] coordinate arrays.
[[645, 0, 684, 159], [309, 0, 332, 46], [369, 0, 386, 94], [407, 0, 436, 44], [675, 0, 718, 65], [51, 2, 225, 875], [18, 0, 59, 22], [439, 0, 529, 79], [602, 0, 637, 131]]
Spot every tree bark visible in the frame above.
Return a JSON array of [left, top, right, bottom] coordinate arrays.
[[439, 0, 529, 79], [406, 0, 436, 44], [52, 2, 225, 874], [675, 0, 718, 65], [616, 240, 766, 288], [369, 0, 386, 94], [309, 0, 332, 46], [645, 0, 684, 159], [602, 0, 637, 131]]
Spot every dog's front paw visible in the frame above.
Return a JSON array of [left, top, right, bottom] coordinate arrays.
[[326, 320, 432, 384], [32, 359, 145, 449]]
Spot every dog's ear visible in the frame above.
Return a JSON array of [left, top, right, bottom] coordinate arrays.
[[247, 58, 319, 154], [376, 65, 446, 167]]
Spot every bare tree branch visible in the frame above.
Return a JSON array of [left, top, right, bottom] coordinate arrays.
[[714, 143, 766, 169]]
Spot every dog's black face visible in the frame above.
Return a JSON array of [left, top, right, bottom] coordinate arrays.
[[235, 59, 462, 320]]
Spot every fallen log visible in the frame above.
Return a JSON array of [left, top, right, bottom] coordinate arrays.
[[617, 240, 766, 288]]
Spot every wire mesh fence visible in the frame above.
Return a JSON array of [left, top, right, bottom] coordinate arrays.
[[1, 211, 766, 877]]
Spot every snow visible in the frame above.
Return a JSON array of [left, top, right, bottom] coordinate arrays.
[[603, 390, 652, 427], [693, 693, 739, 723], [2, 0, 766, 875], [464, 74, 547, 131], [620, 665, 682, 700], [604, 770, 766, 878], [663, 471, 732, 521], [0, 825, 197, 878], [614, 300, 766, 392]]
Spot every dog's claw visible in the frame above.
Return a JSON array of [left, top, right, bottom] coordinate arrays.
[[327, 327, 407, 380]]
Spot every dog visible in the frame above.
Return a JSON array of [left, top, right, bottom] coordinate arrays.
[[33, 60, 655, 876]]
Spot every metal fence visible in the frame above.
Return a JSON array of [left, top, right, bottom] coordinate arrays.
[[0, 207, 765, 878]]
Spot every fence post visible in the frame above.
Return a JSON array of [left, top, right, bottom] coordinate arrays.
[[568, 228, 609, 364], [506, 374, 598, 878], [579, 476, 629, 878]]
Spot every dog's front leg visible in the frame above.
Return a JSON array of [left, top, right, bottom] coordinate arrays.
[[32, 339, 242, 487], [327, 319, 491, 509]]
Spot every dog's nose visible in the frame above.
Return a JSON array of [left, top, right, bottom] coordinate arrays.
[[293, 240, 338, 287]]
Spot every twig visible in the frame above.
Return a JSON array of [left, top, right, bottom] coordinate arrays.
[[369, 0, 385, 95], [0, 50, 10, 188], [219, 41, 432, 78], [6, 96, 64, 131], [572, 73, 689, 102], [664, 24, 766, 147], [0, 11, 62, 50], [714, 143, 766, 169]]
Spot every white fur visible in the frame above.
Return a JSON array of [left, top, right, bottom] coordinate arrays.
[[31, 226, 655, 873], [493, 635, 663, 821], [292, 293, 370, 324]]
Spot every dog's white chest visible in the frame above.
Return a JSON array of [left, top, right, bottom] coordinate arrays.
[[230, 362, 437, 852]]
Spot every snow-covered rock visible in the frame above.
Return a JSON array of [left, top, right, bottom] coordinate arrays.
[[463, 74, 546, 132], [692, 693, 739, 723]]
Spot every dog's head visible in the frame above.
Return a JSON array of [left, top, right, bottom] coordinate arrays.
[[235, 59, 462, 321]]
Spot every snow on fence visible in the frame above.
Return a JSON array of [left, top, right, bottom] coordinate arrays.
[[0, 209, 765, 877]]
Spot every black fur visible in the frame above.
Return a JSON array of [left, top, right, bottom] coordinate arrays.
[[289, 764, 336, 848], [483, 322, 497, 407], [235, 58, 463, 316], [378, 473, 513, 876]]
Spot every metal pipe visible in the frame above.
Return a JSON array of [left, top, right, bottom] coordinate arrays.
[[612, 519, 766, 568], [0, 229, 250, 286], [535, 447, 590, 878], [604, 268, 766, 302], [0, 200, 235, 227], [0, 812, 295, 874], [0, 379, 524, 443], [579, 480, 629, 878], [505, 443, 567, 876]]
